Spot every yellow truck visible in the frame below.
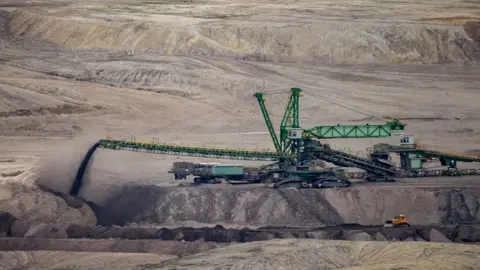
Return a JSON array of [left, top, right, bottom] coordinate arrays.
[[384, 214, 410, 227]]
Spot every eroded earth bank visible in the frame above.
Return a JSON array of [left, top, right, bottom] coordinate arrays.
[[2, 183, 480, 269], [1, 0, 480, 269], [2, 183, 480, 242]]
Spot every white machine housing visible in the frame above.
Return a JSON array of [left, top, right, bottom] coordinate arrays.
[[400, 135, 415, 146], [287, 128, 303, 139]]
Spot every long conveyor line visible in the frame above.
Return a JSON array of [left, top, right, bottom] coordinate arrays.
[[347, 168, 480, 179], [98, 139, 293, 161], [315, 147, 397, 177], [99, 139, 480, 178], [71, 139, 480, 196]]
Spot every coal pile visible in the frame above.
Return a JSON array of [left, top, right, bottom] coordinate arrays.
[[2, 183, 479, 247], [91, 185, 480, 228], [86, 224, 480, 243]]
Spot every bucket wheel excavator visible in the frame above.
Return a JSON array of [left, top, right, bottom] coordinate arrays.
[[70, 87, 407, 195]]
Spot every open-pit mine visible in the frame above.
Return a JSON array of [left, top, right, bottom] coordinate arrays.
[[1, 0, 480, 269]]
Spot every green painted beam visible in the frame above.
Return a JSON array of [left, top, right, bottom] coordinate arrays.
[[305, 120, 406, 139], [253, 92, 282, 153], [99, 139, 291, 161], [279, 87, 303, 158]]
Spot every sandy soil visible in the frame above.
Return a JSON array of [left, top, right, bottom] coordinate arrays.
[[0, 251, 172, 270], [1, 239, 479, 269], [124, 239, 480, 270], [0, 0, 480, 269]]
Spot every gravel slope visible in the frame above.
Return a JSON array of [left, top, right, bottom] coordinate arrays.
[[0, 251, 172, 270], [95, 185, 480, 228], [145, 239, 480, 270], [6, 2, 480, 64], [1, 239, 479, 269]]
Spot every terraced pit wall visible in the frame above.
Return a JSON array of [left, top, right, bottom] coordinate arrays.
[[6, 9, 480, 65], [92, 185, 480, 228]]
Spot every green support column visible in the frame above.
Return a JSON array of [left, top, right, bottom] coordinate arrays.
[[253, 92, 282, 153], [279, 87, 303, 159]]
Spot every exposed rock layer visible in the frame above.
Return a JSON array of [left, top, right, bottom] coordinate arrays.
[[96, 185, 480, 228], [7, 9, 480, 65]]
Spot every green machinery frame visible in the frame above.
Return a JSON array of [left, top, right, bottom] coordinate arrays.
[[253, 87, 406, 161], [72, 88, 479, 197]]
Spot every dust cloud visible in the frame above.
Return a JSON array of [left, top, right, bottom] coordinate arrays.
[[35, 127, 106, 200]]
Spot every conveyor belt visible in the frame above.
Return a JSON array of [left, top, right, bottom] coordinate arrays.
[[98, 139, 292, 161], [347, 168, 480, 179], [315, 147, 396, 177], [388, 145, 480, 163]]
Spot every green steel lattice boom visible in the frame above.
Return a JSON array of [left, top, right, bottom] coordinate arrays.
[[306, 120, 406, 139]]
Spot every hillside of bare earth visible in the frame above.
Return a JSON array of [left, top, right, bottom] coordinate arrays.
[[0, 1, 479, 269]]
